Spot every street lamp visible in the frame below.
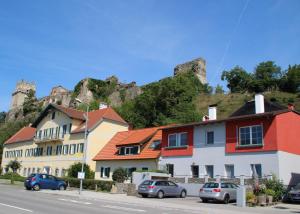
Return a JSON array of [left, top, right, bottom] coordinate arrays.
[[75, 98, 89, 195]]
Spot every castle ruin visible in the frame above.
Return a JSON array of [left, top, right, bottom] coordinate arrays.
[[10, 80, 36, 110], [174, 57, 207, 84]]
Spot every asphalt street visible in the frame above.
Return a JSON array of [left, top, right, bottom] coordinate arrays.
[[1, 183, 300, 214]]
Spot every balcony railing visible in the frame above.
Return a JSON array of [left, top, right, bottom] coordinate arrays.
[[34, 133, 65, 143]]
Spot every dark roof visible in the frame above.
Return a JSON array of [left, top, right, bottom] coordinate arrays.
[[230, 100, 286, 117]]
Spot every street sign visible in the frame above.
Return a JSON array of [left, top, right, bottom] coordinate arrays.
[[78, 172, 85, 179]]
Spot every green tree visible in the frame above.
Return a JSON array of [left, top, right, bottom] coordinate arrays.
[[280, 64, 300, 93], [23, 89, 40, 116], [67, 162, 94, 179], [0, 112, 6, 123], [221, 66, 252, 93], [112, 168, 127, 183], [215, 84, 224, 94], [253, 61, 281, 91], [6, 159, 22, 184]]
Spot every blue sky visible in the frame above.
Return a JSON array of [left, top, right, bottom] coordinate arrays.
[[0, 0, 299, 111]]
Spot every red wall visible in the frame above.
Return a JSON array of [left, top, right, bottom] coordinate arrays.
[[276, 112, 300, 155], [225, 116, 278, 153], [161, 126, 194, 157]]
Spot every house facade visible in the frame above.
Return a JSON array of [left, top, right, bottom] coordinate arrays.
[[159, 95, 300, 185], [1, 104, 128, 177], [93, 127, 163, 180]]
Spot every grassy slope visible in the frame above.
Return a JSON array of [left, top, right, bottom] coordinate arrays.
[[195, 92, 300, 119]]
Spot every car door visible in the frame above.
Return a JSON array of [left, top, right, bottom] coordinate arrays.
[[167, 181, 179, 196], [229, 183, 238, 200], [47, 175, 58, 189], [158, 181, 169, 196], [39, 174, 49, 189]]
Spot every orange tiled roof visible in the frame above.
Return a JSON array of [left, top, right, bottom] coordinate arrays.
[[93, 127, 163, 161], [72, 107, 127, 133], [4, 127, 36, 145]]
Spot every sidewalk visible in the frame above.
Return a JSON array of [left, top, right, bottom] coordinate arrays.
[[37, 189, 300, 214]]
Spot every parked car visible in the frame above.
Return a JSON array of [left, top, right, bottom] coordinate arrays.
[[24, 173, 66, 191], [138, 180, 187, 199], [199, 182, 238, 204], [286, 183, 300, 203]]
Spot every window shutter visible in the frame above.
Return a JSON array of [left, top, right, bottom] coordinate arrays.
[[100, 167, 104, 178]]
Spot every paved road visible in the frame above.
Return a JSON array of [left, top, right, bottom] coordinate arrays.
[[0, 183, 299, 214]]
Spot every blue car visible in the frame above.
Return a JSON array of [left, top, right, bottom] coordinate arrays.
[[24, 173, 67, 191]]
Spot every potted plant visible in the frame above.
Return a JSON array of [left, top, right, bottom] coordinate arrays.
[[254, 184, 267, 205], [246, 191, 256, 206], [265, 189, 275, 204]]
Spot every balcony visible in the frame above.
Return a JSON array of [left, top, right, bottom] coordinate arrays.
[[34, 134, 65, 144]]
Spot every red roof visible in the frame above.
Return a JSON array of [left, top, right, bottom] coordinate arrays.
[[4, 127, 36, 145], [54, 104, 85, 120], [93, 127, 163, 161], [72, 107, 127, 133]]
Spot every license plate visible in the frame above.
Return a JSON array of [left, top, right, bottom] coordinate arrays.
[[204, 190, 211, 193]]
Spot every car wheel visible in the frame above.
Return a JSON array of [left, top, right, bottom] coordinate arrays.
[[33, 184, 40, 191], [180, 190, 187, 198], [59, 185, 65, 190], [141, 194, 148, 198], [157, 191, 164, 199], [201, 198, 208, 203], [223, 194, 230, 204]]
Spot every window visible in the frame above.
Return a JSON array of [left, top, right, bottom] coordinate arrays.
[[56, 145, 62, 155], [239, 125, 263, 146], [142, 167, 148, 171], [38, 130, 42, 139], [225, 165, 235, 178], [50, 128, 54, 138], [126, 167, 136, 177], [55, 168, 59, 177], [251, 164, 262, 178], [63, 145, 69, 155], [168, 133, 188, 148], [69, 144, 76, 155], [62, 125, 67, 137], [77, 143, 84, 153], [119, 146, 139, 155], [205, 165, 214, 178], [46, 146, 52, 156], [191, 165, 199, 178], [61, 169, 66, 177], [37, 168, 41, 173], [150, 140, 161, 149], [23, 168, 27, 176], [206, 131, 214, 144], [51, 112, 56, 120], [69, 123, 72, 133], [100, 167, 110, 178], [166, 164, 174, 177]]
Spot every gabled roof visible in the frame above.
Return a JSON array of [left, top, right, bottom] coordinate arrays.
[[71, 107, 127, 133], [4, 127, 36, 145], [230, 100, 286, 117], [93, 127, 163, 161], [32, 104, 127, 133]]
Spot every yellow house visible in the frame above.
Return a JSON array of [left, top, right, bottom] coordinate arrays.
[[1, 104, 128, 177]]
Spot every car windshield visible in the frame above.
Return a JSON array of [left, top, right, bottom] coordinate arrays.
[[141, 180, 154, 185], [203, 183, 219, 188], [294, 183, 300, 190]]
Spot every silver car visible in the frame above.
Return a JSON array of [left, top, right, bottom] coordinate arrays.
[[199, 182, 238, 204], [138, 180, 187, 199], [287, 183, 300, 202]]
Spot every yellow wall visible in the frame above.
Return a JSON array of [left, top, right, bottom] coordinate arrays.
[[95, 159, 158, 180], [1, 109, 128, 178]]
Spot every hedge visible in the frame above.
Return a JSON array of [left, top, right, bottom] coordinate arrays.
[[63, 177, 113, 192], [0, 172, 26, 182]]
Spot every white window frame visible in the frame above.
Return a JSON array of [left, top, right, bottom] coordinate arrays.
[[167, 132, 188, 148], [63, 145, 69, 155], [238, 125, 263, 146], [100, 167, 110, 178], [69, 144, 76, 155]]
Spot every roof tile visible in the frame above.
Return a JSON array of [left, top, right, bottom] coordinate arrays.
[[4, 127, 36, 145]]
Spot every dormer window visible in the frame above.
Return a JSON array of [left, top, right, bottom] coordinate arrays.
[[118, 146, 139, 155], [51, 112, 56, 120], [150, 140, 161, 149]]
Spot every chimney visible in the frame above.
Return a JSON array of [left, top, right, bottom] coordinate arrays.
[[99, 102, 108, 109], [288, 103, 295, 111], [255, 94, 265, 114], [208, 104, 217, 120]]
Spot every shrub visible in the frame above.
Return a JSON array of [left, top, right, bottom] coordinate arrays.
[[0, 172, 26, 182], [265, 175, 285, 201], [67, 163, 94, 179], [63, 177, 113, 192], [246, 191, 256, 203], [112, 168, 127, 183], [265, 189, 276, 197]]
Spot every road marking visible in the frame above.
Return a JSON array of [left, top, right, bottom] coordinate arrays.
[[0, 202, 33, 212], [102, 205, 146, 212], [58, 198, 92, 205]]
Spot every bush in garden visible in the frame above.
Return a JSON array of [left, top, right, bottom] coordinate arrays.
[[265, 175, 285, 201], [67, 162, 95, 179], [112, 168, 127, 183]]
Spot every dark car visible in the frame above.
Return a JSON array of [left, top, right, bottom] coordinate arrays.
[[287, 183, 300, 202], [138, 180, 187, 199], [24, 173, 66, 191]]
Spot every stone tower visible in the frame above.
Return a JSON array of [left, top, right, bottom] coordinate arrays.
[[10, 80, 36, 110], [174, 58, 207, 84]]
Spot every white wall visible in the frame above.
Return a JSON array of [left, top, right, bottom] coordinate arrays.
[[278, 151, 300, 185]]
